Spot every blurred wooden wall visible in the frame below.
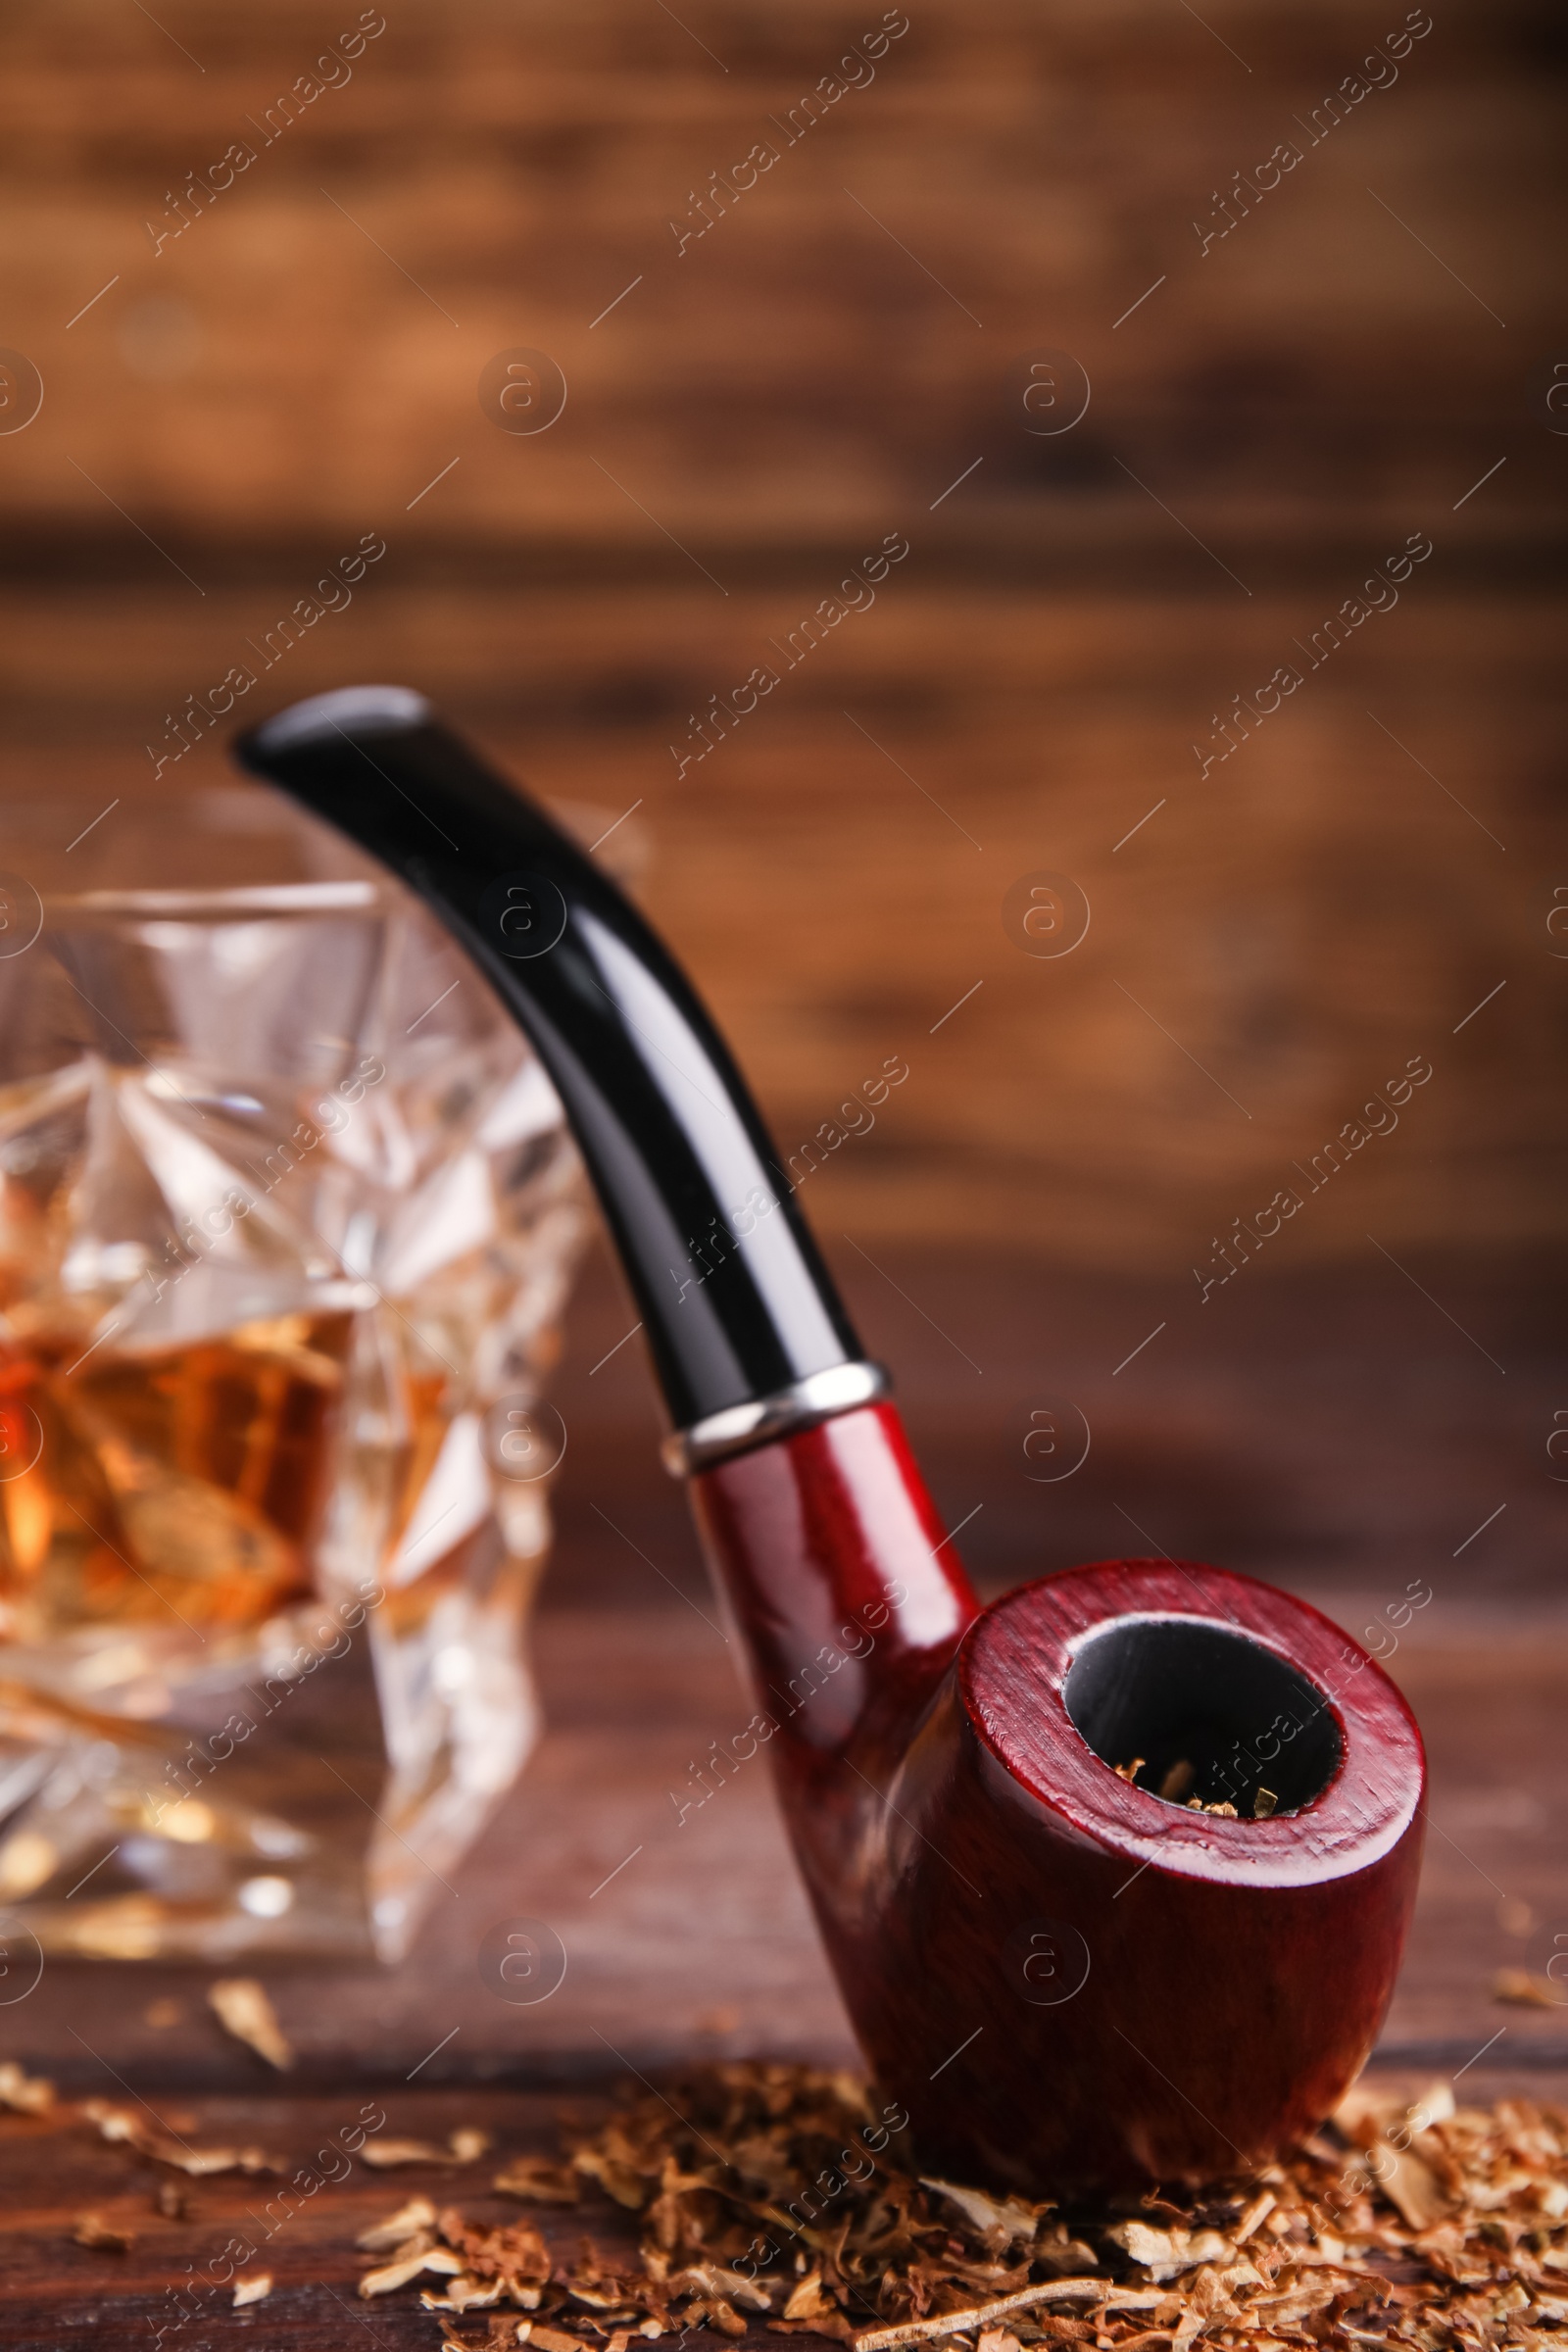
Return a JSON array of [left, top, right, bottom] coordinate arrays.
[[0, 0, 1562, 1267]]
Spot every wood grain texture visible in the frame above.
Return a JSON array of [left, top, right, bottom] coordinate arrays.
[[2, 1594, 1562, 2097], [8, 2068, 1568, 2350], [0, 0, 1560, 1263], [0, 0, 1558, 559], [1, 581, 1561, 1266], [0, 1249, 1560, 2120], [0, 2085, 642, 2352], [0, 0, 1558, 2315], [0, 1207, 1558, 2139]]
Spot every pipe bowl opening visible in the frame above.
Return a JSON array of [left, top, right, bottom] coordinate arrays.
[[1062, 1616, 1342, 1818]]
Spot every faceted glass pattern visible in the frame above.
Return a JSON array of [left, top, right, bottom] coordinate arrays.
[[0, 788, 590, 1960]]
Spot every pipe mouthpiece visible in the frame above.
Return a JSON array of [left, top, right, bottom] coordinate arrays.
[[232, 688, 868, 1441]]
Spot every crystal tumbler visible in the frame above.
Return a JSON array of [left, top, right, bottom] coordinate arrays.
[[0, 784, 593, 1961]]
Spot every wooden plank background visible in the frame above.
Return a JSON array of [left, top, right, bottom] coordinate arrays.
[[0, 0, 1562, 1267]]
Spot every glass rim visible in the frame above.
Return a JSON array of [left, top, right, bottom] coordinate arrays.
[[2, 780, 640, 917], [40, 880, 384, 920]]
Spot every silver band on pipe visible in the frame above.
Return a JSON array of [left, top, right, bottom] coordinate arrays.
[[662, 1360, 891, 1478]]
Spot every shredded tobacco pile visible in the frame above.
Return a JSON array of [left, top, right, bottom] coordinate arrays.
[[13, 2049, 1568, 2351], [368, 2063, 1568, 2352]]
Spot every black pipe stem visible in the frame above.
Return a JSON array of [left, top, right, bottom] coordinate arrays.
[[232, 686, 862, 1433]]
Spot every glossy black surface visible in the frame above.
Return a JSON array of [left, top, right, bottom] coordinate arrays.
[[232, 688, 862, 1430]]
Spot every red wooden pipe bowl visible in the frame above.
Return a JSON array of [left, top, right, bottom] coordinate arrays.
[[692, 1403, 1425, 2195]]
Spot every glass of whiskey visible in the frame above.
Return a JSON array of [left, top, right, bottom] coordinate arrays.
[[0, 784, 595, 1961]]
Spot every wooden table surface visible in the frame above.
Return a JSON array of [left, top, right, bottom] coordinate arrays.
[[8, 2066, 1568, 2352], [4, 1246, 1566, 2346]]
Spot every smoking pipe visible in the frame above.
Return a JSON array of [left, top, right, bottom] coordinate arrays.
[[235, 687, 1425, 2194]]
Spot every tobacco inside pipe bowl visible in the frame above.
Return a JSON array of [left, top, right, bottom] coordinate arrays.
[[235, 687, 1426, 2196]]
